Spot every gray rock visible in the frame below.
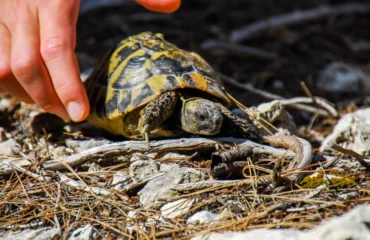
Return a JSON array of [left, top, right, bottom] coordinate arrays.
[[138, 167, 205, 208], [187, 211, 218, 225], [192, 229, 300, 240], [302, 204, 370, 240], [0, 139, 19, 156], [88, 162, 103, 173], [111, 171, 130, 190], [318, 62, 370, 93], [68, 224, 95, 240], [0, 227, 60, 240], [161, 198, 195, 219], [187, 208, 233, 226], [160, 163, 180, 172], [192, 204, 370, 240], [129, 160, 159, 180], [320, 108, 370, 156], [50, 146, 69, 159]]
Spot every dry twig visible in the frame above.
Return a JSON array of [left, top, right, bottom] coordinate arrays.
[[331, 144, 370, 170], [263, 135, 313, 182], [221, 74, 337, 117]]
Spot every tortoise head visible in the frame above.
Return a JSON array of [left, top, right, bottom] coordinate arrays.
[[180, 98, 223, 135]]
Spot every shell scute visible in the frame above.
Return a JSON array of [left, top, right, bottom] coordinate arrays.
[[86, 32, 230, 138]]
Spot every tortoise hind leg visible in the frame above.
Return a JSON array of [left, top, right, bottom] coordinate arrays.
[[218, 104, 260, 141], [138, 91, 178, 142]]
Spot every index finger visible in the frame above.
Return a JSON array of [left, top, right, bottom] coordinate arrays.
[[136, 0, 181, 13], [38, 0, 89, 122]]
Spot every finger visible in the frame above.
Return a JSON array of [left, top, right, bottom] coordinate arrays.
[[10, 4, 69, 119], [0, 23, 12, 80], [0, 22, 33, 103], [0, 78, 35, 103], [136, 0, 181, 13], [39, 0, 89, 122]]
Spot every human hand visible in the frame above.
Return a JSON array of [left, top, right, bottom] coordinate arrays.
[[0, 0, 181, 122], [136, 0, 181, 13]]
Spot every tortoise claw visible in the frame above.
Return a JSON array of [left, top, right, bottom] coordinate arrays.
[[144, 132, 149, 143], [140, 124, 150, 143]]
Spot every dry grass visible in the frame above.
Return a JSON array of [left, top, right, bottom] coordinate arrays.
[[0, 101, 368, 239]]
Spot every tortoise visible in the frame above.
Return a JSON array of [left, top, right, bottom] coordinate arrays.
[[84, 32, 259, 141]]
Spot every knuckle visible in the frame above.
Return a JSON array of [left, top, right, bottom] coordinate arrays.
[[38, 102, 55, 112], [41, 37, 69, 62], [53, 79, 69, 94], [34, 95, 59, 113], [10, 56, 37, 78], [0, 62, 11, 79], [53, 80, 77, 103]]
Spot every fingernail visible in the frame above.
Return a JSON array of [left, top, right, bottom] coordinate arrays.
[[67, 101, 84, 122]]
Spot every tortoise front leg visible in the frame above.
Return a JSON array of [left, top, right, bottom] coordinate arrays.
[[138, 91, 178, 142], [218, 104, 261, 141]]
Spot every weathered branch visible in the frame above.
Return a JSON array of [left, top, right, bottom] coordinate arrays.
[[263, 135, 313, 182], [0, 138, 298, 176], [201, 40, 277, 60], [231, 4, 370, 42], [221, 74, 338, 117]]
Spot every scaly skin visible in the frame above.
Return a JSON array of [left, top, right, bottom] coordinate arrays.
[[217, 103, 260, 141], [138, 91, 178, 141], [180, 98, 223, 135], [139, 93, 260, 142]]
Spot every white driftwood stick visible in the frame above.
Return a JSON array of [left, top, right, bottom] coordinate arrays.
[[0, 138, 295, 175], [57, 172, 112, 196], [44, 138, 295, 171]]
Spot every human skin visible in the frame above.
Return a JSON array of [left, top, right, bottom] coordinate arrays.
[[0, 0, 181, 122]]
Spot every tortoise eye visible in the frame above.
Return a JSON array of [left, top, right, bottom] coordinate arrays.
[[197, 112, 206, 121]]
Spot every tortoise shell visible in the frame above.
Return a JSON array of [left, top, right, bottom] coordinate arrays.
[[85, 32, 230, 138]]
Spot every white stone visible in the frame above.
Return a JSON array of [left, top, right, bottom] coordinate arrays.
[[160, 163, 180, 172], [0, 139, 19, 156], [187, 211, 218, 225], [216, 208, 234, 221], [161, 198, 195, 219], [192, 204, 370, 240], [318, 62, 370, 92], [0, 227, 60, 240], [192, 229, 300, 240], [111, 171, 130, 190], [320, 108, 370, 156], [68, 224, 95, 240], [129, 160, 159, 180], [0, 98, 11, 111], [138, 167, 205, 208]]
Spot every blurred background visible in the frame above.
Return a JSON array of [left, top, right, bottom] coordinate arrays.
[[77, 0, 370, 119]]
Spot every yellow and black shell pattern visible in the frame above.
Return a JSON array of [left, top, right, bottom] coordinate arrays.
[[85, 32, 230, 138]]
